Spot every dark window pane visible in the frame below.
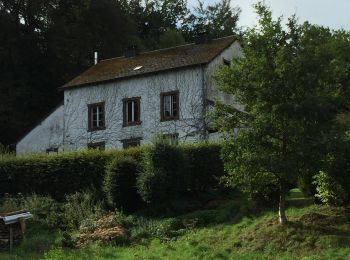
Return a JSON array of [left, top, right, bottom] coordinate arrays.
[[172, 95, 177, 117], [127, 101, 133, 122], [164, 95, 171, 117], [123, 139, 141, 149], [134, 101, 139, 121], [89, 103, 105, 130]]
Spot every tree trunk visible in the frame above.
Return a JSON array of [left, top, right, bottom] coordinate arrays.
[[278, 183, 287, 225]]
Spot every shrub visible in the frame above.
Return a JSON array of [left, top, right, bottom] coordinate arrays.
[[181, 143, 225, 191], [0, 148, 142, 200], [62, 192, 105, 230], [137, 137, 186, 204], [313, 171, 347, 205], [103, 156, 141, 212]]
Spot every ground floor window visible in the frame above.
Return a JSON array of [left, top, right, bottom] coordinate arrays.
[[88, 142, 105, 150], [122, 138, 142, 149]]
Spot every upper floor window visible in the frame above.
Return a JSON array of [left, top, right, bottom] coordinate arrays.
[[88, 102, 105, 131], [123, 97, 141, 126], [161, 91, 179, 121]]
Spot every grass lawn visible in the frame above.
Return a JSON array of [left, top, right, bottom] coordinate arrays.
[[1, 200, 350, 260]]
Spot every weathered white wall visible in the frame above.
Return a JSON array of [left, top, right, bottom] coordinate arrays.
[[204, 41, 243, 104], [16, 104, 64, 155], [63, 67, 205, 151], [204, 41, 243, 141], [16, 40, 242, 154]]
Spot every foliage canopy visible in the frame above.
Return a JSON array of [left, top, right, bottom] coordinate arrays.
[[214, 2, 350, 223]]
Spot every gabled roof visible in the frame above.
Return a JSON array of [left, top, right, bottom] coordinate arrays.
[[62, 36, 237, 89]]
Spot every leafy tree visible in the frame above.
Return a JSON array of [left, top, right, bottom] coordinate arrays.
[[213, 3, 350, 224], [182, 0, 240, 39]]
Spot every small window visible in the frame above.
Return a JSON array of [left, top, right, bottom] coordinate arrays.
[[161, 91, 179, 121], [123, 97, 141, 126], [122, 138, 142, 149], [223, 58, 231, 66], [46, 147, 58, 154], [88, 102, 105, 131], [88, 142, 105, 150], [163, 133, 179, 144]]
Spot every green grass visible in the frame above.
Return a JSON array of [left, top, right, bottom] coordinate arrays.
[[41, 205, 350, 259], [2, 195, 350, 260], [286, 188, 314, 207]]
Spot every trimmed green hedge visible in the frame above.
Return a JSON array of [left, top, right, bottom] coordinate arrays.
[[0, 148, 142, 200], [0, 143, 225, 203], [182, 143, 224, 192], [103, 156, 141, 211]]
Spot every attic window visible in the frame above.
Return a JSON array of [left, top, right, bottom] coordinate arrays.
[[133, 66, 143, 71], [223, 58, 231, 66]]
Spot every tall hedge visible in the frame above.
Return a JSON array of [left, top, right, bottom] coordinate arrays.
[[0, 148, 142, 200], [137, 142, 226, 204], [182, 143, 224, 191], [137, 140, 186, 204], [0, 144, 225, 203], [103, 156, 141, 211]]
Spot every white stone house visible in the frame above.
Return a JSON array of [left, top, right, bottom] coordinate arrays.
[[16, 36, 242, 155]]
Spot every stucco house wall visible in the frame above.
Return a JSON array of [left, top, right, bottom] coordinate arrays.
[[16, 104, 64, 155], [16, 37, 243, 154], [63, 67, 205, 151]]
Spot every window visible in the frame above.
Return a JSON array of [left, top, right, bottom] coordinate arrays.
[[122, 138, 142, 149], [223, 58, 231, 66], [123, 97, 141, 126], [46, 147, 58, 154], [161, 91, 179, 121], [163, 133, 179, 144], [88, 102, 105, 131], [88, 142, 105, 150]]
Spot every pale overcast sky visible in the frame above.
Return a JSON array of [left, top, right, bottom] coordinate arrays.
[[189, 0, 350, 31]]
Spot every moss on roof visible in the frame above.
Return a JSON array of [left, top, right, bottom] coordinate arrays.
[[62, 36, 237, 89]]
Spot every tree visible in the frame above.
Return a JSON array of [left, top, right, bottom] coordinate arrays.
[[182, 0, 240, 40], [213, 3, 350, 224]]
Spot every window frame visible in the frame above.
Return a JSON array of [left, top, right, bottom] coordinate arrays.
[[160, 90, 179, 121], [121, 137, 142, 149], [123, 97, 141, 127], [88, 102, 106, 131]]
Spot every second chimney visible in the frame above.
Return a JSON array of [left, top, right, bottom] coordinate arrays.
[[94, 51, 98, 65]]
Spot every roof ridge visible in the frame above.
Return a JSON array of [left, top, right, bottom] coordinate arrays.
[[99, 35, 236, 63]]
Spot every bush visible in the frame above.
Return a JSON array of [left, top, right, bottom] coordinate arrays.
[[103, 156, 141, 212], [0, 143, 226, 205], [182, 143, 225, 191], [313, 171, 347, 205], [62, 192, 105, 230], [0, 148, 142, 200], [137, 137, 186, 204]]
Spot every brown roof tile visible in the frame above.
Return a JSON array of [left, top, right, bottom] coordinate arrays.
[[62, 36, 236, 89]]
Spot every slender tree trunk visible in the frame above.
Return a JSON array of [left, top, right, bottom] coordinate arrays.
[[278, 182, 287, 225]]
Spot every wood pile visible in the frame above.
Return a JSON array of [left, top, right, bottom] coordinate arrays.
[[0, 222, 22, 249]]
